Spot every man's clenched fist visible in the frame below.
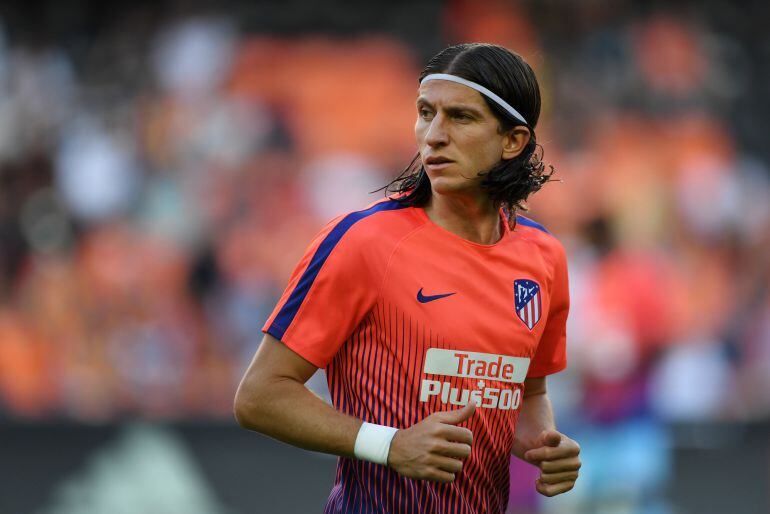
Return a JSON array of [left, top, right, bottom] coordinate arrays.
[[524, 430, 581, 497], [387, 402, 475, 483]]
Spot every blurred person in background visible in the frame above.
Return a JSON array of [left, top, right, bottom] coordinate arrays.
[[234, 43, 580, 513]]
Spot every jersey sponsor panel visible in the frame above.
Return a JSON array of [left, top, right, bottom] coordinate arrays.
[[420, 348, 530, 411]]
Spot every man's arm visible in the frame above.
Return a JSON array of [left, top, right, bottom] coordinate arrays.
[[512, 376, 581, 497], [234, 334, 474, 482], [234, 333, 361, 456]]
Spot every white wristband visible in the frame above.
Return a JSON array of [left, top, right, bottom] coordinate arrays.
[[354, 422, 398, 466]]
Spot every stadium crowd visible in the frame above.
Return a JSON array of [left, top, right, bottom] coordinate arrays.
[[0, 1, 768, 511]]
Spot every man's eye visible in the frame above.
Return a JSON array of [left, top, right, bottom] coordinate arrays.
[[419, 109, 433, 119]]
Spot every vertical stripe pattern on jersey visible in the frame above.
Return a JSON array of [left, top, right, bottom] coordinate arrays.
[[324, 303, 520, 514]]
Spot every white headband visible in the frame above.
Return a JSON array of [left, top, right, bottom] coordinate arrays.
[[420, 73, 528, 125]]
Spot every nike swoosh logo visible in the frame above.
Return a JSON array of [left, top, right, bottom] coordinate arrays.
[[417, 288, 456, 303]]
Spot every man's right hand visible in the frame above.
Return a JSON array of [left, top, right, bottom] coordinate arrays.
[[387, 402, 475, 483]]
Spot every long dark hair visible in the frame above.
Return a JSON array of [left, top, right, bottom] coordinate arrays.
[[386, 43, 554, 225]]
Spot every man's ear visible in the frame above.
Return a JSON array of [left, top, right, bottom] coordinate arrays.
[[502, 127, 531, 160]]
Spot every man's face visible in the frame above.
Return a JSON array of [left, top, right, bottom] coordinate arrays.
[[415, 79, 511, 198]]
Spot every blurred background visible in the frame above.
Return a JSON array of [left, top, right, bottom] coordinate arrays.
[[0, 0, 768, 513]]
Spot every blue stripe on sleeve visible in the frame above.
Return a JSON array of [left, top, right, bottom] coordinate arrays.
[[516, 215, 550, 234], [268, 199, 406, 340]]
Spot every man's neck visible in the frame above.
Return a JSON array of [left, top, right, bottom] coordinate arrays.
[[424, 193, 502, 245]]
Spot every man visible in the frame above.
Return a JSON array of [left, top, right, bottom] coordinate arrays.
[[234, 43, 580, 513]]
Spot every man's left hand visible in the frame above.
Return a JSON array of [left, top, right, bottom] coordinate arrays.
[[523, 430, 581, 497]]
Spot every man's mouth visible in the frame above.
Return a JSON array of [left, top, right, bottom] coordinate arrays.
[[425, 156, 453, 165]]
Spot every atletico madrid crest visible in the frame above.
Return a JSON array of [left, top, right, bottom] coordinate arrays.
[[514, 279, 541, 330]]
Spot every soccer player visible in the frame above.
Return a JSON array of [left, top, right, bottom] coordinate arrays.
[[234, 43, 580, 513]]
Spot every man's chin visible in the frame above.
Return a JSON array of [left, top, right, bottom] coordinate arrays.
[[428, 176, 479, 196]]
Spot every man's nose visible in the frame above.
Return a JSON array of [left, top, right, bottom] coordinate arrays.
[[425, 114, 449, 147]]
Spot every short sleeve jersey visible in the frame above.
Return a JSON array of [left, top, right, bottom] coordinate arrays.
[[263, 199, 569, 514]]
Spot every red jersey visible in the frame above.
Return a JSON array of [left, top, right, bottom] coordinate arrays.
[[263, 198, 569, 514]]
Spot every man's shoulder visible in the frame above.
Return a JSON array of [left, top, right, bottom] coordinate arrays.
[[513, 214, 567, 264], [312, 198, 424, 266], [328, 198, 424, 245]]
